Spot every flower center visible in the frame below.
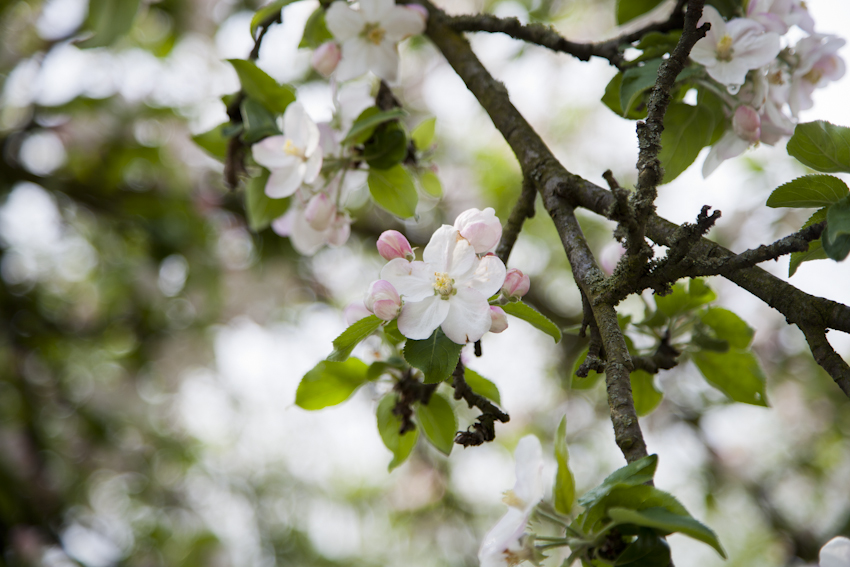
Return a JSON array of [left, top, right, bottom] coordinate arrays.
[[502, 489, 525, 509], [282, 139, 304, 158], [362, 22, 386, 46], [433, 272, 455, 299], [716, 35, 734, 61], [804, 67, 823, 84]]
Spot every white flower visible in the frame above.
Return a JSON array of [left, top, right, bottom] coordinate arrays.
[[454, 207, 503, 254], [789, 34, 846, 116], [690, 6, 781, 92], [747, 0, 813, 34], [380, 224, 506, 344], [703, 105, 761, 177], [252, 103, 323, 199], [819, 537, 850, 567], [325, 0, 426, 83], [478, 436, 544, 567], [271, 189, 351, 255]]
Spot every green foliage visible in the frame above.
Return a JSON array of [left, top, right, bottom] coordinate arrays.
[[787, 121, 850, 173], [403, 328, 464, 384], [343, 107, 408, 144], [607, 507, 726, 558], [554, 416, 576, 515], [367, 165, 418, 218], [699, 307, 754, 349], [299, 7, 333, 48], [578, 454, 658, 508], [501, 301, 561, 342], [616, 0, 665, 24], [418, 170, 443, 198], [631, 31, 682, 63], [614, 529, 671, 566], [706, 0, 746, 18], [654, 278, 716, 319], [417, 392, 457, 455], [571, 347, 605, 390], [824, 196, 850, 261], [245, 171, 291, 232], [229, 59, 296, 115], [327, 315, 384, 362], [240, 98, 281, 144], [463, 368, 501, 404], [620, 60, 663, 118], [78, 0, 141, 48], [692, 350, 768, 406], [192, 123, 231, 161], [767, 175, 850, 208], [377, 395, 418, 471], [658, 91, 724, 183], [295, 358, 370, 410], [411, 117, 437, 150], [363, 122, 408, 169], [250, 0, 298, 37], [602, 72, 647, 119], [631, 370, 663, 416]]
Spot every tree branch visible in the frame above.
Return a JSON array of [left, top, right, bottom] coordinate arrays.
[[496, 176, 537, 264], [451, 361, 510, 446]]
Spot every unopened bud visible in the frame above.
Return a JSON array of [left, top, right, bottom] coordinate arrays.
[[405, 4, 429, 24], [377, 230, 415, 261], [454, 207, 502, 253], [489, 306, 508, 333], [312, 42, 341, 78], [501, 268, 530, 299], [733, 105, 761, 143], [305, 193, 336, 231], [365, 280, 402, 321]]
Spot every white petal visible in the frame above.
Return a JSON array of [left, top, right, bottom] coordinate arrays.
[[734, 32, 781, 71], [361, 0, 394, 22], [478, 508, 528, 567], [252, 135, 295, 169], [303, 149, 323, 184], [265, 164, 305, 198], [702, 131, 751, 177], [270, 209, 295, 237], [689, 38, 719, 67], [284, 103, 319, 153], [397, 296, 450, 340], [382, 6, 426, 42], [366, 41, 400, 83], [513, 435, 544, 512], [289, 208, 330, 255], [335, 39, 372, 81], [381, 258, 435, 301], [325, 2, 363, 42], [441, 287, 491, 344], [698, 6, 726, 37], [423, 225, 475, 276], [820, 537, 850, 567], [464, 255, 507, 298]]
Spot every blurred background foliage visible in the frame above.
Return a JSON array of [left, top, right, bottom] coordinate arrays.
[[0, 0, 849, 566]]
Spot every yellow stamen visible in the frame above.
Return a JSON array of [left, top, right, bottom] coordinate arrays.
[[716, 35, 734, 61], [362, 22, 386, 46], [804, 67, 823, 84], [502, 489, 525, 508], [433, 272, 454, 299], [282, 139, 304, 158]]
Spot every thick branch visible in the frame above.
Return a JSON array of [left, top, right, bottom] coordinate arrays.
[[799, 325, 850, 397]]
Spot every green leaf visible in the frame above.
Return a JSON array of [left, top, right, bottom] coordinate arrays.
[[343, 107, 408, 145], [229, 59, 296, 115], [419, 170, 443, 198], [616, 0, 665, 24], [376, 395, 418, 471], [655, 279, 716, 319], [295, 358, 369, 410], [250, 0, 297, 38], [614, 529, 671, 567], [767, 175, 850, 208], [554, 416, 576, 515], [78, 0, 140, 48], [578, 454, 658, 508], [658, 95, 724, 183], [245, 170, 290, 232], [240, 97, 281, 144], [501, 301, 561, 342], [579, 484, 688, 535], [787, 121, 850, 174], [299, 7, 333, 49], [382, 319, 406, 345], [192, 123, 231, 161], [824, 196, 850, 261], [411, 117, 437, 150], [602, 73, 647, 120], [789, 207, 828, 276], [363, 122, 408, 170], [631, 370, 662, 417], [607, 507, 727, 559], [692, 349, 768, 406], [463, 368, 501, 405], [368, 165, 418, 218], [403, 328, 464, 384], [619, 59, 663, 118], [328, 315, 384, 362], [698, 307, 754, 349], [706, 0, 744, 19], [417, 392, 457, 455]]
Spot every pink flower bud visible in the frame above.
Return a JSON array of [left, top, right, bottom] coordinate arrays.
[[377, 230, 414, 261], [489, 306, 508, 333], [405, 4, 429, 24], [733, 105, 761, 144], [365, 280, 402, 321], [311, 42, 341, 78], [344, 302, 371, 325], [305, 193, 336, 231], [501, 268, 530, 299], [454, 207, 502, 253]]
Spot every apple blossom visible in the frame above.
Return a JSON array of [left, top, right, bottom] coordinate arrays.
[[478, 435, 544, 567], [325, 0, 426, 83], [252, 103, 323, 199], [377, 229, 415, 261], [501, 268, 530, 300], [747, 0, 813, 34], [344, 302, 372, 325], [703, 105, 762, 177], [311, 41, 341, 77], [304, 192, 336, 231], [454, 207, 503, 254], [820, 537, 850, 567], [489, 306, 508, 333], [380, 224, 507, 344], [365, 280, 402, 321], [690, 6, 781, 92], [272, 192, 351, 255], [788, 34, 846, 116]]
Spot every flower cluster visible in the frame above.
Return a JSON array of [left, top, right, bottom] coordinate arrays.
[[690, 3, 845, 176], [364, 208, 530, 345]]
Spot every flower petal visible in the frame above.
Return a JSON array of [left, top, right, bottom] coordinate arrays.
[[325, 2, 363, 42], [335, 39, 372, 81], [284, 103, 319, 153], [820, 537, 850, 567], [478, 507, 528, 567], [512, 435, 544, 512], [303, 149, 323, 184], [366, 41, 400, 83], [381, 258, 434, 301], [252, 136, 296, 169], [441, 287, 491, 344], [465, 254, 507, 298], [288, 207, 330, 255], [382, 6, 426, 42], [397, 296, 450, 340], [361, 0, 394, 22], [265, 163, 305, 198], [423, 225, 475, 276]]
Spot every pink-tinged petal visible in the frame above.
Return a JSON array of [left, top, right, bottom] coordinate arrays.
[[489, 306, 508, 333], [423, 225, 476, 276], [397, 296, 450, 340], [702, 130, 752, 177], [733, 105, 761, 143], [366, 41, 400, 83], [344, 302, 371, 325], [312, 42, 341, 77], [288, 208, 330, 255], [325, 2, 363, 42], [365, 280, 401, 320], [305, 193, 335, 230], [270, 209, 295, 237], [381, 258, 434, 301], [478, 507, 528, 567], [466, 254, 507, 298], [361, 0, 394, 22], [303, 149, 323, 184], [454, 207, 502, 253], [265, 164, 305, 198], [725, 18, 768, 42], [377, 229, 414, 261], [382, 6, 427, 42], [441, 287, 491, 344], [327, 214, 351, 247], [252, 136, 295, 169], [335, 39, 372, 81], [502, 268, 530, 298], [512, 435, 544, 512]]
